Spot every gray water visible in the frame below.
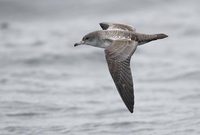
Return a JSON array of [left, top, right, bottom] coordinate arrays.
[[0, 0, 200, 135]]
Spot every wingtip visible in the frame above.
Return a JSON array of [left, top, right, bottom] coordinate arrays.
[[126, 108, 134, 113], [127, 106, 134, 113], [99, 22, 109, 30]]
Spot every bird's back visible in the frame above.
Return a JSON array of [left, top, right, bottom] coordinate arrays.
[[97, 30, 168, 46], [97, 30, 133, 41]]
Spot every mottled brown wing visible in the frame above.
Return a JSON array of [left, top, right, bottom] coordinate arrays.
[[105, 40, 138, 113], [100, 22, 136, 32]]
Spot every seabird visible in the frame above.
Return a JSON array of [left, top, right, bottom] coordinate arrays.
[[74, 22, 168, 113]]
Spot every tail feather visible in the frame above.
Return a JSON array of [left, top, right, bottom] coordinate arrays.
[[156, 33, 168, 39], [135, 33, 168, 45]]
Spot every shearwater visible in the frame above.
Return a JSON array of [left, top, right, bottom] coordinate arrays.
[[74, 22, 168, 113]]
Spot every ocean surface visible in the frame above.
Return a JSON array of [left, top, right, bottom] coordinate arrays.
[[0, 0, 200, 135]]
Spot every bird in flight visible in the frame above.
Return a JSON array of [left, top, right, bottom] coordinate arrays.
[[74, 22, 168, 113]]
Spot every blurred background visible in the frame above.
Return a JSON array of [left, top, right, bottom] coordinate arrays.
[[0, 0, 200, 135]]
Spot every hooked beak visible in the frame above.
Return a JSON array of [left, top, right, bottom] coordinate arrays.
[[74, 41, 85, 47]]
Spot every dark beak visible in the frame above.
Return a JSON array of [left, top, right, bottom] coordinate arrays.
[[74, 41, 84, 47]]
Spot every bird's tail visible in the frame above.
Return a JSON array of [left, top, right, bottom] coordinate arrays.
[[135, 33, 168, 45], [156, 33, 168, 39]]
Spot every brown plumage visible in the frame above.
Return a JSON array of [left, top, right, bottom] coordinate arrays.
[[105, 40, 137, 113], [74, 22, 168, 113]]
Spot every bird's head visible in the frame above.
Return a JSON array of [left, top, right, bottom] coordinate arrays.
[[74, 31, 101, 47]]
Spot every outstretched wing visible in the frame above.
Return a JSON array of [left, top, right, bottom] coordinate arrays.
[[105, 40, 138, 113], [100, 22, 136, 32]]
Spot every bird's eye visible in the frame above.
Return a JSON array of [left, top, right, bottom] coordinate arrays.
[[85, 37, 89, 40]]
